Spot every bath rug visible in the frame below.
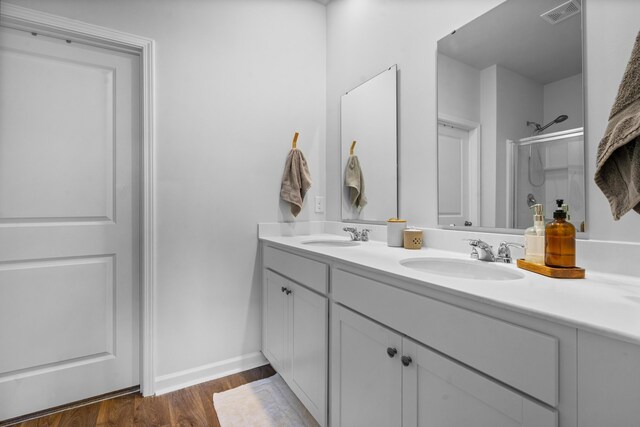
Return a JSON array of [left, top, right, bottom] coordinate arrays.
[[213, 373, 319, 427]]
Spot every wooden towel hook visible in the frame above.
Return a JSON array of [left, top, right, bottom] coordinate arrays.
[[292, 132, 299, 149], [350, 140, 357, 155]]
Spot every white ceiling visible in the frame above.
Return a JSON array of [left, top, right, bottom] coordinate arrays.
[[438, 0, 582, 85]]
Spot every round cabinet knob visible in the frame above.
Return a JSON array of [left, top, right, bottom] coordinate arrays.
[[401, 355, 412, 367], [386, 347, 398, 358]]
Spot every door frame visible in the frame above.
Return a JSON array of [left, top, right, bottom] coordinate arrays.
[[0, 4, 157, 396], [437, 113, 481, 226]]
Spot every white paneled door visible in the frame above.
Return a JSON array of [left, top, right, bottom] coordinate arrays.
[[0, 27, 140, 420], [437, 123, 470, 227]]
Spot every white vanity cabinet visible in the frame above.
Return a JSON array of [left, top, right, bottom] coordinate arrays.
[[262, 246, 328, 426], [259, 235, 640, 427], [332, 268, 560, 406], [330, 304, 403, 427], [331, 303, 557, 427]]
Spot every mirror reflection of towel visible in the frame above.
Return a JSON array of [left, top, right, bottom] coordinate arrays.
[[280, 148, 312, 217], [595, 30, 640, 220], [345, 155, 367, 210]]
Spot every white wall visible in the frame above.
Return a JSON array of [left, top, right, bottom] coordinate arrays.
[[326, 0, 505, 225], [5, 0, 327, 382], [437, 53, 481, 123], [496, 65, 544, 228], [327, 0, 640, 243], [480, 65, 498, 227], [584, 0, 640, 240], [543, 73, 583, 133]]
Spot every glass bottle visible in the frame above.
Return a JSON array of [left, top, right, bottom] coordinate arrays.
[[524, 204, 545, 265], [545, 199, 576, 267]]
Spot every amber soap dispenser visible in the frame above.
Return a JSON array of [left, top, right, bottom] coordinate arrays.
[[545, 199, 576, 268]]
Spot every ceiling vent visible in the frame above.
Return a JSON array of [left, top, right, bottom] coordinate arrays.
[[540, 0, 581, 25]]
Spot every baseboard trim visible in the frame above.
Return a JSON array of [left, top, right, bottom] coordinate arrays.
[[154, 351, 268, 395]]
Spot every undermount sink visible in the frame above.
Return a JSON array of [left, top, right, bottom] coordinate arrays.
[[301, 239, 360, 247], [400, 257, 525, 281]]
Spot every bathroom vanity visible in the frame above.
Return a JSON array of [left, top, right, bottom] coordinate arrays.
[[260, 231, 640, 427]]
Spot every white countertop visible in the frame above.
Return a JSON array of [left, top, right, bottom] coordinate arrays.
[[260, 234, 640, 345]]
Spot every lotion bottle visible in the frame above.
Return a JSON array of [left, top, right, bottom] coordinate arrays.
[[524, 204, 545, 265], [545, 199, 576, 268]]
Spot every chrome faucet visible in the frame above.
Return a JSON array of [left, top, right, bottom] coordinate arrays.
[[343, 227, 371, 242], [466, 239, 524, 263], [466, 239, 495, 262], [496, 242, 524, 264]]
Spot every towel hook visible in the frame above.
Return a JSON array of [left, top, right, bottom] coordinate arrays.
[[350, 140, 357, 155], [292, 132, 299, 149]]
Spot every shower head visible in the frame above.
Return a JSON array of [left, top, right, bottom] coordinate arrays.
[[530, 114, 569, 135]]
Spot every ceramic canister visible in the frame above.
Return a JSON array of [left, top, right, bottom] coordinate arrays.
[[387, 218, 407, 247], [403, 228, 423, 250]]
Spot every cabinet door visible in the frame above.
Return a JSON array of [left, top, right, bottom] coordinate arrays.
[[331, 304, 402, 427], [402, 338, 557, 427], [578, 331, 640, 427], [289, 282, 328, 426], [263, 270, 289, 376]]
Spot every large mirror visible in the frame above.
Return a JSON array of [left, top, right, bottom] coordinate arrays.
[[437, 0, 585, 232], [341, 65, 398, 223]]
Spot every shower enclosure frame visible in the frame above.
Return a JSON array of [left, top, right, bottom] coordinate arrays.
[[507, 127, 585, 229]]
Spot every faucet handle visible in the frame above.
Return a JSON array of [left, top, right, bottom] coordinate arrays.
[[464, 238, 495, 261], [343, 226, 357, 241], [463, 239, 480, 259], [497, 242, 524, 263], [360, 228, 372, 241], [469, 247, 479, 259]]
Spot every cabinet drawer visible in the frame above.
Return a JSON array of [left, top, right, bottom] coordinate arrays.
[[333, 269, 558, 406], [263, 246, 328, 294]]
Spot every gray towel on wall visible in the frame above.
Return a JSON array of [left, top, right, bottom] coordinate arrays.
[[345, 155, 367, 210], [280, 148, 312, 217], [594, 30, 640, 220]]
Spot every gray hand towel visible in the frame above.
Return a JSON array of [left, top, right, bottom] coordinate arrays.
[[344, 155, 367, 210], [280, 148, 312, 217], [595, 30, 640, 220]]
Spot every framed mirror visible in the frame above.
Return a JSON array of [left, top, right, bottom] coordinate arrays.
[[437, 0, 585, 232], [341, 65, 398, 223]]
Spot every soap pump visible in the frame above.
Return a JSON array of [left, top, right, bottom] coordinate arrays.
[[524, 204, 545, 265], [545, 199, 576, 268]]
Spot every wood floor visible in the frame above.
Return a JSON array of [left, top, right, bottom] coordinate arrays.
[[6, 364, 276, 427]]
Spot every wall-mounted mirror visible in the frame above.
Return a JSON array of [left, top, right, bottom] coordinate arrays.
[[341, 65, 398, 223], [437, 0, 585, 232]]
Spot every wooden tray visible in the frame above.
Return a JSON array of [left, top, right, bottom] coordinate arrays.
[[517, 259, 585, 279]]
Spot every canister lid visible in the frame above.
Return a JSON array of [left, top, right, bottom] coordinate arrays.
[[387, 218, 407, 223]]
